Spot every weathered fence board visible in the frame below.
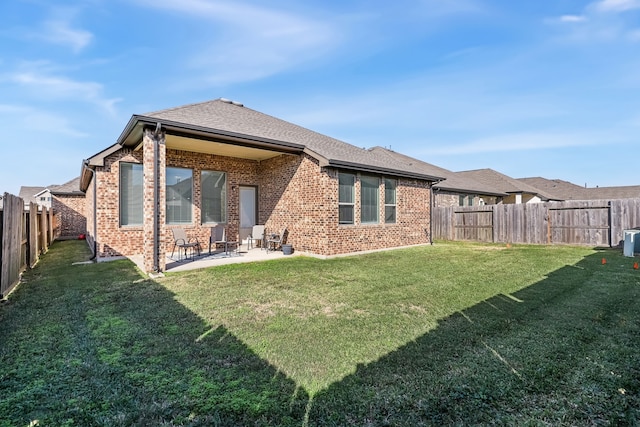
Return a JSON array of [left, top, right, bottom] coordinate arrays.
[[1, 193, 55, 298], [434, 198, 640, 247], [1, 193, 26, 297]]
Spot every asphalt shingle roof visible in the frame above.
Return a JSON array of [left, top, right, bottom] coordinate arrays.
[[18, 186, 46, 203], [143, 99, 442, 181], [519, 177, 640, 200], [456, 169, 559, 200], [50, 177, 84, 195], [368, 147, 503, 196]]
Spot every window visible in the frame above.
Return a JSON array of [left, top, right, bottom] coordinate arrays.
[[120, 162, 143, 226], [166, 167, 192, 224], [384, 178, 396, 224], [338, 173, 355, 224], [468, 195, 475, 206], [459, 195, 466, 206], [201, 170, 227, 223], [360, 175, 379, 224]]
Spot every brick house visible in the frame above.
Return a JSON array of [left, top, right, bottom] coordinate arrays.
[[369, 147, 506, 207], [19, 178, 87, 239], [50, 177, 87, 239], [79, 98, 443, 274]]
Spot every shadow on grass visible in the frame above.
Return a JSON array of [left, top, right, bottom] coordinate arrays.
[[308, 251, 640, 426], [0, 241, 309, 426], [2, 242, 639, 426]]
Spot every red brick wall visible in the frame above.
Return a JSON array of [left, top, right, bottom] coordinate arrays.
[[260, 154, 431, 256], [92, 147, 432, 262], [52, 195, 86, 238], [161, 148, 260, 255], [94, 149, 145, 257]]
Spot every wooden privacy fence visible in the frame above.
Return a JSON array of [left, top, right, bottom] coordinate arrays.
[[1, 193, 55, 298], [433, 198, 640, 247]]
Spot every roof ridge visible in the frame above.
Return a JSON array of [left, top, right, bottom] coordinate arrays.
[[145, 98, 229, 116]]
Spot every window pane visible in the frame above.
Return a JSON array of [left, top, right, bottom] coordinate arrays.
[[361, 175, 379, 223], [339, 173, 355, 203], [385, 206, 396, 223], [339, 205, 354, 224], [339, 173, 355, 224], [384, 179, 396, 204], [166, 167, 192, 224], [201, 170, 226, 223], [120, 163, 143, 226]]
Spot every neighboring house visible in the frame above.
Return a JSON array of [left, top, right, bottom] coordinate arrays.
[[19, 179, 87, 238], [369, 147, 505, 206], [79, 98, 444, 273], [18, 186, 52, 209], [518, 177, 640, 201], [49, 177, 87, 239], [456, 169, 560, 204]]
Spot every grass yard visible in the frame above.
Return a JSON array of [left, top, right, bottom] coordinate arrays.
[[0, 240, 638, 426]]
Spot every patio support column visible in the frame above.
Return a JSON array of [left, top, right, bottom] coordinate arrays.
[[143, 125, 166, 274]]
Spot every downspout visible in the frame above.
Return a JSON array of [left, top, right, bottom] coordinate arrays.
[[82, 160, 98, 260], [152, 122, 161, 273], [430, 181, 444, 245], [430, 183, 435, 245]]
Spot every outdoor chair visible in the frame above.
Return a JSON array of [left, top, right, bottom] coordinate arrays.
[[247, 225, 266, 250], [266, 228, 287, 252], [209, 225, 239, 255], [171, 228, 201, 261]]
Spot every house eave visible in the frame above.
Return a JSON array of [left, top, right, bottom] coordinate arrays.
[[434, 185, 507, 197], [327, 159, 444, 182], [119, 115, 306, 155]]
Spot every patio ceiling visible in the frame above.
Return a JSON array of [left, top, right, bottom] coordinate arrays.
[[164, 134, 285, 161]]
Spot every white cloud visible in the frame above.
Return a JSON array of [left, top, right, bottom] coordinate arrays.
[[0, 104, 88, 137], [559, 15, 587, 22], [29, 7, 94, 52], [41, 19, 93, 52], [132, 0, 340, 85], [594, 0, 640, 12], [2, 66, 121, 115], [549, 0, 640, 42], [425, 132, 602, 156]]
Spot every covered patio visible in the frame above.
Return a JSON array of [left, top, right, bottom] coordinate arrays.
[[129, 245, 297, 273]]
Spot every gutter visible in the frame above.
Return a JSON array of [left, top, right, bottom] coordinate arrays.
[[327, 159, 445, 182], [118, 115, 305, 153], [81, 160, 98, 260], [152, 123, 161, 273], [430, 179, 446, 245]]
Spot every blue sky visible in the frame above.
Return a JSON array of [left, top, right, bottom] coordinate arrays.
[[1, 0, 639, 196]]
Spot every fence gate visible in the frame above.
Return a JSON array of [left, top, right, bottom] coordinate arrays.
[[453, 208, 494, 242], [433, 198, 640, 247], [547, 203, 611, 247]]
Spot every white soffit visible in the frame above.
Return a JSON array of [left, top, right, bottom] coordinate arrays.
[[163, 134, 285, 161]]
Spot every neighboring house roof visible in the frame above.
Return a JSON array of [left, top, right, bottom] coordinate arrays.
[[88, 98, 444, 187], [369, 147, 504, 196], [50, 177, 84, 196], [456, 169, 560, 201], [19, 186, 47, 204], [518, 177, 640, 200], [585, 185, 640, 200], [517, 177, 584, 200], [18, 178, 84, 205]]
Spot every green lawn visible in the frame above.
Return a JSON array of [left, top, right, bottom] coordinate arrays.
[[1, 240, 638, 426]]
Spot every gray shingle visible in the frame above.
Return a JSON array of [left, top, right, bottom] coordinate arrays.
[[456, 169, 559, 200], [369, 147, 503, 196], [144, 99, 441, 180], [50, 177, 83, 195]]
